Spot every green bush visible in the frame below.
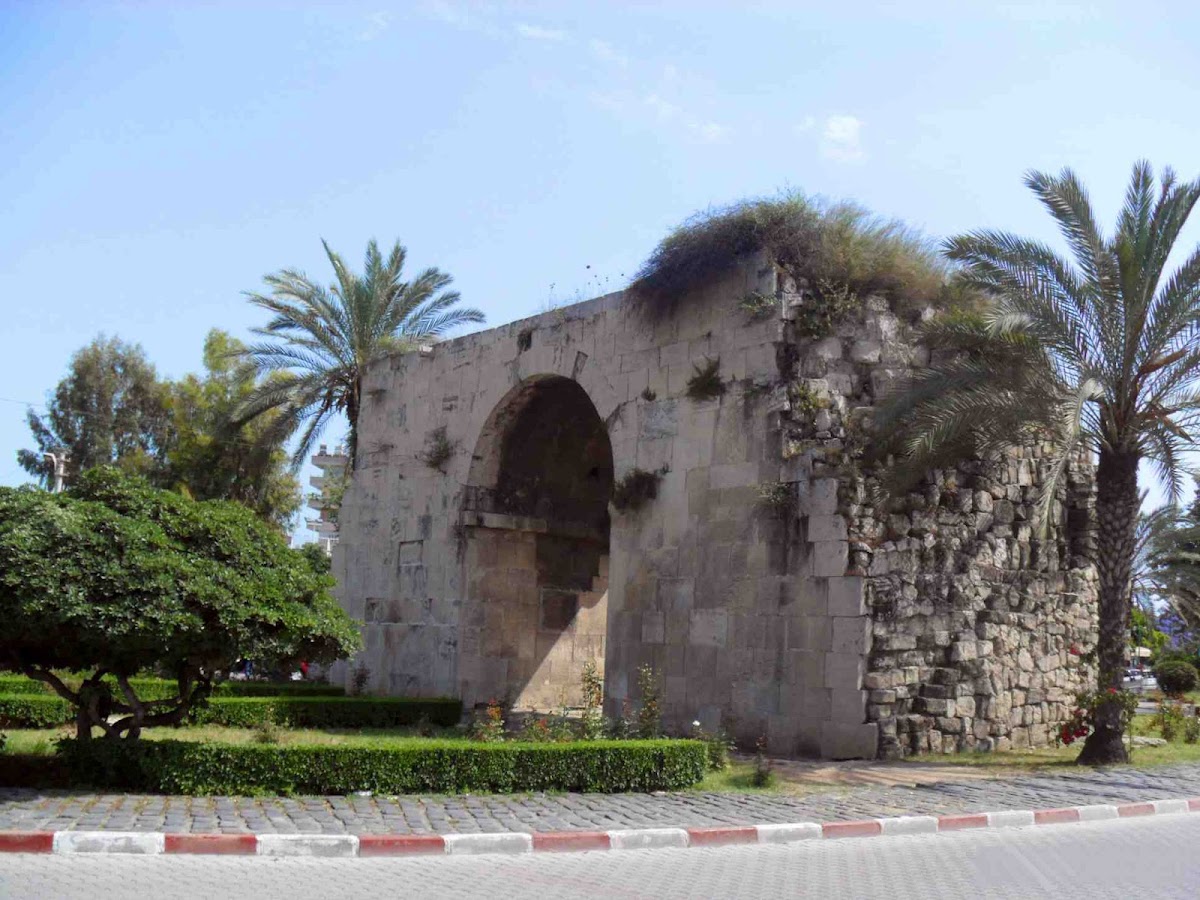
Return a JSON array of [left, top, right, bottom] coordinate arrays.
[[192, 697, 462, 729], [1155, 660, 1199, 697], [0, 695, 72, 728], [56, 738, 707, 794], [0, 676, 344, 699]]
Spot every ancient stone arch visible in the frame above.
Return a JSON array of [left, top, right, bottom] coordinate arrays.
[[335, 255, 1098, 759], [458, 375, 614, 708]]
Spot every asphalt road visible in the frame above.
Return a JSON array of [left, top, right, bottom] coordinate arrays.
[[2, 814, 1198, 899]]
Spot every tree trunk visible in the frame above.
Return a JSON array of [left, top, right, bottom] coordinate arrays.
[[1076, 449, 1140, 766], [346, 375, 361, 471]]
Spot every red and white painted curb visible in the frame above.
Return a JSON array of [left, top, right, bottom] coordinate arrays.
[[1, 798, 1196, 857]]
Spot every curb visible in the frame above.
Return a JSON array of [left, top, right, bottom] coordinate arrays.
[[2, 797, 1198, 858]]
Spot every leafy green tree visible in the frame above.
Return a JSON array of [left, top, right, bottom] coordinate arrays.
[[1130, 605, 1169, 658], [0, 469, 360, 740], [164, 330, 301, 529], [876, 162, 1200, 764], [235, 239, 485, 467], [18, 335, 171, 486]]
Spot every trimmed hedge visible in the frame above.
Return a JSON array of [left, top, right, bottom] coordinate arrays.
[[56, 738, 708, 794], [0, 695, 72, 728], [0, 676, 345, 699], [0, 694, 462, 730], [1155, 660, 1199, 697], [192, 697, 463, 729]]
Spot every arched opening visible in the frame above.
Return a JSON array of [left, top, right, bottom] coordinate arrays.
[[460, 376, 613, 710]]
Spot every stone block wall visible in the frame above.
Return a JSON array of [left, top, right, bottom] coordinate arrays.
[[334, 253, 1098, 759]]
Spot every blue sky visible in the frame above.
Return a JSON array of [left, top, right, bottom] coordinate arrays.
[[3, 1, 1199, 528]]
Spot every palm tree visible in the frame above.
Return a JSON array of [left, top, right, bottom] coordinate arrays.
[[876, 162, 1200, 764], [236, 239, 484, 468], [1138, 498, 1200, 630]]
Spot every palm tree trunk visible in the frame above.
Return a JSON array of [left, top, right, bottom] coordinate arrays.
[[346, 375, 361, 471], [1076, 449, 1140, 765]]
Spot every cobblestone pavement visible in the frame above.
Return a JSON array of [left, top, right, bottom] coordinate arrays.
[[3, 815, 1198, 899], [4, 763, 1200, 835]]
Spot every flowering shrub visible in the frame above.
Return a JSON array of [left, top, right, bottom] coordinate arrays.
[[580, 661, 605, 741], [1057, 687, 1139, 747], [1159, 700, 1186, 742], [635, 665, 662, 738], [471, 699, 506, 742]]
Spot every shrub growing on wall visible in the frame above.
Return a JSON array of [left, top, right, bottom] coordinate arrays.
[[629, 192, 975, 322]]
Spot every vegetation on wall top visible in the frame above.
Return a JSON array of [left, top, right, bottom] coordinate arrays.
[[629, 191, 977, 321]]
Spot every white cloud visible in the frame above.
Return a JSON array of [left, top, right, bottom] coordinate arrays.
[[420, 1, 505, 38], [644, 93, 726, 143], [589, 38, 628, 66], [515, 23, 568, 41], [820, 115, 866, 163], [357, 11, 390, 42]]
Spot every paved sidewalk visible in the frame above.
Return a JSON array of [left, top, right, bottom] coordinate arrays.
[[4, 763, 1200, 836]]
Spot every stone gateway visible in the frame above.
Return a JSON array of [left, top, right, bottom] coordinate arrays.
[[334, 253, 1098, 759]]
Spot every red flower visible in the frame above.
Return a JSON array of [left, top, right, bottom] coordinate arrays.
[[1107, 686, 1118, 695], [1069, 645, 1080, 656]]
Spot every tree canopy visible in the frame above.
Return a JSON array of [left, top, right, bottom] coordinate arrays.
[[0, 468, 360, 739], [18, 330, 301, 530], [235, 238, 485, 467], [164, 329, 301, 528], [18, 335, 171, 486]]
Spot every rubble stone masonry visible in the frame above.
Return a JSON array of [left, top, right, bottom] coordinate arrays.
[[334, 252, 1098, 759]]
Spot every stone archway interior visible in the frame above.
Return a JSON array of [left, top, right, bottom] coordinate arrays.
[[461, 376, 613, 710]]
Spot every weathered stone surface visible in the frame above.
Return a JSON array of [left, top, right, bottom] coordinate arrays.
[[337, 253, 1098, 760]]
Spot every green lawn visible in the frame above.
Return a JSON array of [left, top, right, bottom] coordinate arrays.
[[2, 724, 475, 754], [7, 712, 1200, 794]]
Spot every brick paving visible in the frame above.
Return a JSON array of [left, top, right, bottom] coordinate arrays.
[[4, 763, 1200, 835]]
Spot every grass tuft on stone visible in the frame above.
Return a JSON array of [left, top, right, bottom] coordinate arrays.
[[685, 357, 726, 402], [629, 191, 980, 322]]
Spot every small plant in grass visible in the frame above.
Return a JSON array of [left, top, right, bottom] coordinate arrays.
[[1159, 700, 1186, 742], [635, 665, 662, 738], [738, 291, 776, 321], [607, 700, 634, 739], [690, 720, 731, 771], [417, 426, 456, 473], [580, 660, 605, 741], [548, 711, 576, 743], [1185, 714, 1200, 745], [518, 717, 553, 743], [415, 713, 435, 738], [1155, 660, 1199, 699], [351, 662, 371, 696], [612, 467, 666, 512], [253, 719, 282, 745], [752, 735, 774, 787], [472, 698, 506, 742], [685, 357, 725, 401]]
